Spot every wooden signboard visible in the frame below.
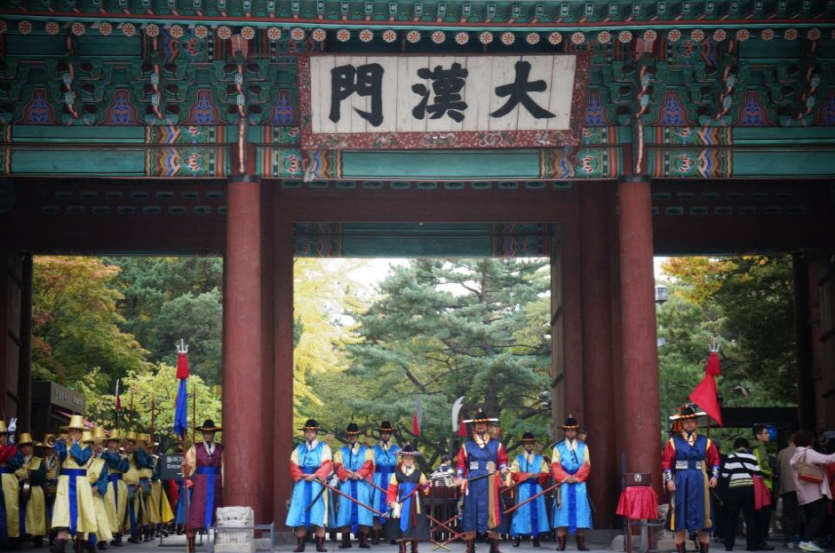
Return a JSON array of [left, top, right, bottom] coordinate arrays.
[[300, 54, 588, 150]]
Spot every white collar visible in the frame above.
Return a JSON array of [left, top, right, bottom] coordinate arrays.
[[305, 439, 319, 450]]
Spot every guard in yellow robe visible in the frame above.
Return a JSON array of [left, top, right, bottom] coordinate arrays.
[[120, 432, 144, 544], [99, 430, 127, 547], [50, 415, 97, 553], [83, 431, 113, 552], [135, 435, 154, 541], [15, 433, 47, 545], [0, 420, 24, 550], [41, 436, 60, 545], [144, 436, 173, 537]]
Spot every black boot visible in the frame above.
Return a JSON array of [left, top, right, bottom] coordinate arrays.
[[490, 538, 503, 553], [513, 539, 521, 548], [676, 543, 687, 553], [359, 532, 370, 549], [50, 539, 67, 553], [339, 533, 352, 550], [316, 535, 328, 553], [576, 537, 589, 552], [398, 542, 406, 553], [294, 536, 307, 553], [700, 544, 710, 553], [110, 535, 122, 548], [34, 538, 45, 549], [186, 535, 195, 553], [96, 542, 108, 551], [533, 538, 541, 548], [370, 531, 380, 546], [465, 539, 476, 553], [557, 537, 566, 551], [411, 541, 419, 553]]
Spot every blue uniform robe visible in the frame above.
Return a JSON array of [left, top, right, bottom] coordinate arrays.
[[551, 440, 592, 534]]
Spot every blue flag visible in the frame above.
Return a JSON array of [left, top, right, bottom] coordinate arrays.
[[173, 351, 189, 438]]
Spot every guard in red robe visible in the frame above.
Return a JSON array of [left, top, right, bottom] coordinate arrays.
[[182, 420, 223, 553]]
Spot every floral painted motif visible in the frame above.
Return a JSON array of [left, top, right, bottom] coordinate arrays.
[[480, 31, 494, 44], [807, 28, 821, 40], [643, 29, 658, 42], [382, 30, 397, 43], [501, 32, 515, 45], [46, 21, 61, 35], [216, 26, 232, 40], [18, 21, 32, 35], [291, 28, 306, 40], [760, 28, 774, 40], [526, 32, 540, 45], [432, 30, 446, 44], [194, 25, 209, 39], [783, 28, 798, 40], [336, 29, 351, 42], [618, 30, 632, 43], [359, 29, 374, 42], [455, 32, 469, 45], [735, 29, 750, 41], [240, 26, 255, 40], [145, 23, 160, 37], [168, 24, 184, 39], [548, 31, 562, 45], [597, 31, 612, 44], [571, 32, 585, 44], [667, 29, 681, 42], [267, 27, 282, 41], [407, 30, 421, 43], [71, 22, 86, 36], [690, 28, 704, 41], [311, 28, 327, 42], [712, 29, 726, 42]]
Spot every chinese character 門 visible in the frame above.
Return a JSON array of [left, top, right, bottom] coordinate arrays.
[[329, 63, 384, 126]]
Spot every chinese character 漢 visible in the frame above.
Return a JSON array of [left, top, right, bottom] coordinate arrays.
[[329, 63, 384, 127], [491, 60, 555, 119], [412, 63, 469, 122]]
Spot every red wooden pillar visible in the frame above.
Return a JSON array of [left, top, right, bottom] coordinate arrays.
[[562, 209, 584, 422], [617, 176, 661, 486], [222, 175, 265, 516], [273, 211, 295, 526], [579, 182, 616, 527]]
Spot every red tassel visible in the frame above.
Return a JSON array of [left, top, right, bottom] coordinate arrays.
[[705, 351, 721, 377], [176, 352, 190, 380], [412, 414, 421, 436], [458, 420, 468, 437]]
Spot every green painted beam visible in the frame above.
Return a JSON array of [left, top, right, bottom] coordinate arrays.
[[342, 150, 543, 180], [733, 128, 835, 145], [12, 126, 147, 144], [11, 149, 146, 175], [733, 149, 835, 176]]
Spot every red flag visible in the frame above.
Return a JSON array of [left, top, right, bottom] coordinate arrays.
[[690, 375, 723, 426], [176, 352, 190, 379], [115, 379, 121, 410]]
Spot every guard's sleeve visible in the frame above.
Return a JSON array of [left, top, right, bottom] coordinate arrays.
[[356, 449, 374, 479], [289, 446, 304, 481], [386, 473, 398, 504], [182, 446, 197, 479], [456, 445, 468, 478], [315, 445, 333, 480], [661, 439, 677, 482], [574, 448, 591, 483]]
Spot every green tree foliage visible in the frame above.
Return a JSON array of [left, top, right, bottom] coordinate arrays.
[[103, 257, 223, 382], [85, 364, 222, 451], [32, 257, 149, 391], [310, 259, 552, 466], [658, 255, 796, 424]]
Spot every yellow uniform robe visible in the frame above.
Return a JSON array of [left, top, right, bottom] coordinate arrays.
[[101, 453, 127, 535], [0, 457, 20, 539], [122, 454, 143, 532], [15, 456, 47, 537], [51, 443, 97, 534], [87, 458, 113, 542]]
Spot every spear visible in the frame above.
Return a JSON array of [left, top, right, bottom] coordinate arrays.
[[310, 478, 386, 517], [503, 483, 560, 515]]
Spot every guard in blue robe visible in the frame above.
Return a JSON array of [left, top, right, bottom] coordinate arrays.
[[334, 423, 375, 549], [370, 421, 399, 545], [661, 405, 720, 553], [551, 417, 592, 552], [455, 408, 509, 553], [509, 433, 551, 547], [286, 420, 334, 553]]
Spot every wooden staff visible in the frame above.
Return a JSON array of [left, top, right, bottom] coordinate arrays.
[[503, 483, 560, 515], [150, 397, 155, 448], [191, 382, 197, 448], [129, 391, 134, 429], [313, 478, 386, 517]]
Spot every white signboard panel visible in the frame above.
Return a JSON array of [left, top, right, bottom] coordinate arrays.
[[299, 54, 588, 150]]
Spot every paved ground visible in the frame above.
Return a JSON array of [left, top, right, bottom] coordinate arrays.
[[105, 533, 797, 553]]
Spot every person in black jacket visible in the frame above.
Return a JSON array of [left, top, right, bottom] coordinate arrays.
[[720, 438, 762, 552]]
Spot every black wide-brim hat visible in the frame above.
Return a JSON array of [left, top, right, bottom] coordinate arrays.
[[520, 432, 536, 442], [195, 419, 222, 432], [378, 420, 395, 433], [669, 403, 706, 421], [398, 443, 422, 457], [345, 422, 361, 435], [562, 416, 579, 429], [302, 419, 320, 432], [464, 408, 499, 424]]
